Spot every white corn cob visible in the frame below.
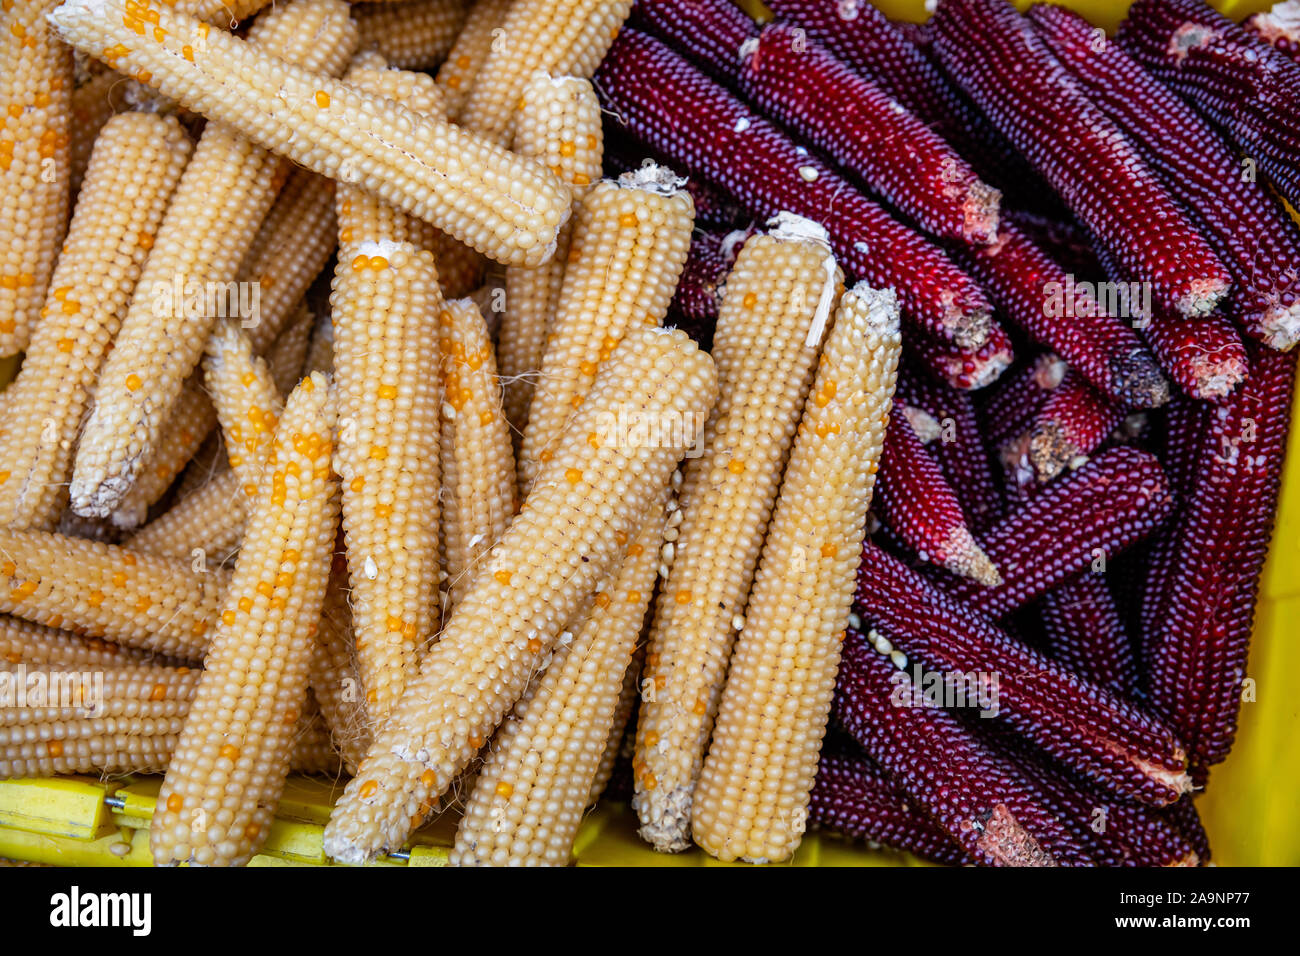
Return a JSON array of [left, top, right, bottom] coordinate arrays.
[[434, 0, 512, 120]]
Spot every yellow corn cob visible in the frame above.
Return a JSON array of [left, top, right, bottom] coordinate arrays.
[[0, 112, 191, 532], [151, 372, 339, 866], [331, 241, 441, 721], [265, 302, 316, 396], [304, 312, 333, 377], [0, 0, 73, 357], [500, 73, 602, 440], [179, 0, 272, 26], [434, 0, 512, 120], [67, 0, 359, 519], [238, 168, 338, 355], [452, 488, 668, 866], [68, 68, 129, 194], [323, 326, 718, 863], [517, 166, 694, 495], [633, 217, 843, 852], [355, 0, 467, 70], [432, 232, 487, 298], [458, 0, 633, 147], [693, 284, 902, 863], [440, 297, 515, 608], [204, 318, 282, 499], [588, 642, 641, 806], [124, 468, 244, 562], [308, 545, 371, 773], [48, 0, 571, 268], [108, 167, 338, 530], [0, 660, 198, 726], [0, 528, 227, 659], [1, 613, 178, 667], [173, 431, 227, 499]]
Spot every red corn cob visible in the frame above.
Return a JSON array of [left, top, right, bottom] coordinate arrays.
[[1145, 344, 1298, 768], [1140, 308, 1249, 401], [1163, 795, 1211, 865], [908, 324, 1014, 392], [1035, 3, 1300, 351], [628, 0, 755, 84], [1040, 572, 1140, 700], [1001, 209, 1105, 281], [594, 29, 998, 351], [665, 227, 748, 351], [1119, 0, 1300, 206], [933, 0, 1232, 320], [809, 747, 970, 866], [878, 403, 1000, 586], [835, 629, 1088, 866], [957, 221, 1168, 409], [898, 365, 1004, 533], [947, 446, 1173, 619], [733, 24, 1001, 245], [977, 353, 1068, 458], [1018, 371, 1126, 484], [985, 731, 1200, 867], [602, 128, 744, 231], [1246, 2, 1300, 63], [762, 0, 1043, 204], [854, 542, 1191, 806]]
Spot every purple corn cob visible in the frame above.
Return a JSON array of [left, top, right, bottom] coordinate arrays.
[[762, 0, 1043, 202], [809, 748, 970, 866], [628, 0, 755, 84], [898, 366, 1003, 533], [909, 324, 1015, 391], [984, 731, 1200, 866], [978, 353, 1068, 457], [1040, 572, 1140, 699], [878, 402, 1001, 586], [946, 446, 1173, 619], [595, 29, 998, 350], [1163, 796, 1211, 865], [835, 629, 1086, 865], [854, 542, 1191, 806], [958, 221, 1168, 409], [1034, 3, 1300, 351], [933, 0, 1232, 320], [1119, 0, 1300, 206], [735, 23, 1001, 245], [1145, 344, 1298, 768], [1018, 370, 1126, 483], [1246, 1, 1300, 63], [665, 227, 749, 350]]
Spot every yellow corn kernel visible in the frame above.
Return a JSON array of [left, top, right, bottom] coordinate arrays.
[[322, 327, 718, 864], [693, 285, 902, 863], [355, 0, 467, 72], [633, 218, 844, 853]]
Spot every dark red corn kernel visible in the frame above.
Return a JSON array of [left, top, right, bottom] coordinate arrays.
[[1119, 0, 1300, 205], [1001, 209, 1105, 281], [763, 0, 1045, 204], [909, 323, 1014, 392], [1246, 2, 1300, 64], [835, 630, 1076, 866], [1035, 4, 1300, 351], [1163, 795, 1211, 865], [898, 366, 1003, 533], [1145, 344, 1298, 768], [958, 221, 1168, 409], [809, 749, 970, 866], [878, 401, 1001, 586], [853, 543, 1192, 806], [595, 30, 996, 350], [665, 227, 749, 351], [933, 0, 1233, 320], [1020, 371, 1127, 483], [628, 0, 757, 85], [739, 24, 1002, 247], [1040, 572, 1140, 699], [947, 446, 1173, 619]]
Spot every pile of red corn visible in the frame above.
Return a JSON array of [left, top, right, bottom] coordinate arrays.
[[596, 0, 1300, 866]]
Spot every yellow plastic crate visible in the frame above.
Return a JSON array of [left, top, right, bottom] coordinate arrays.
[[0, 0, 1295, 867]]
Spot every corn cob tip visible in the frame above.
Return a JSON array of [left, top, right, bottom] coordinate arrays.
[[901, 405, 943, 443], [616, 160, 687, 195], [766, 211, 831, 248], [940, 526, 1002, 588]]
